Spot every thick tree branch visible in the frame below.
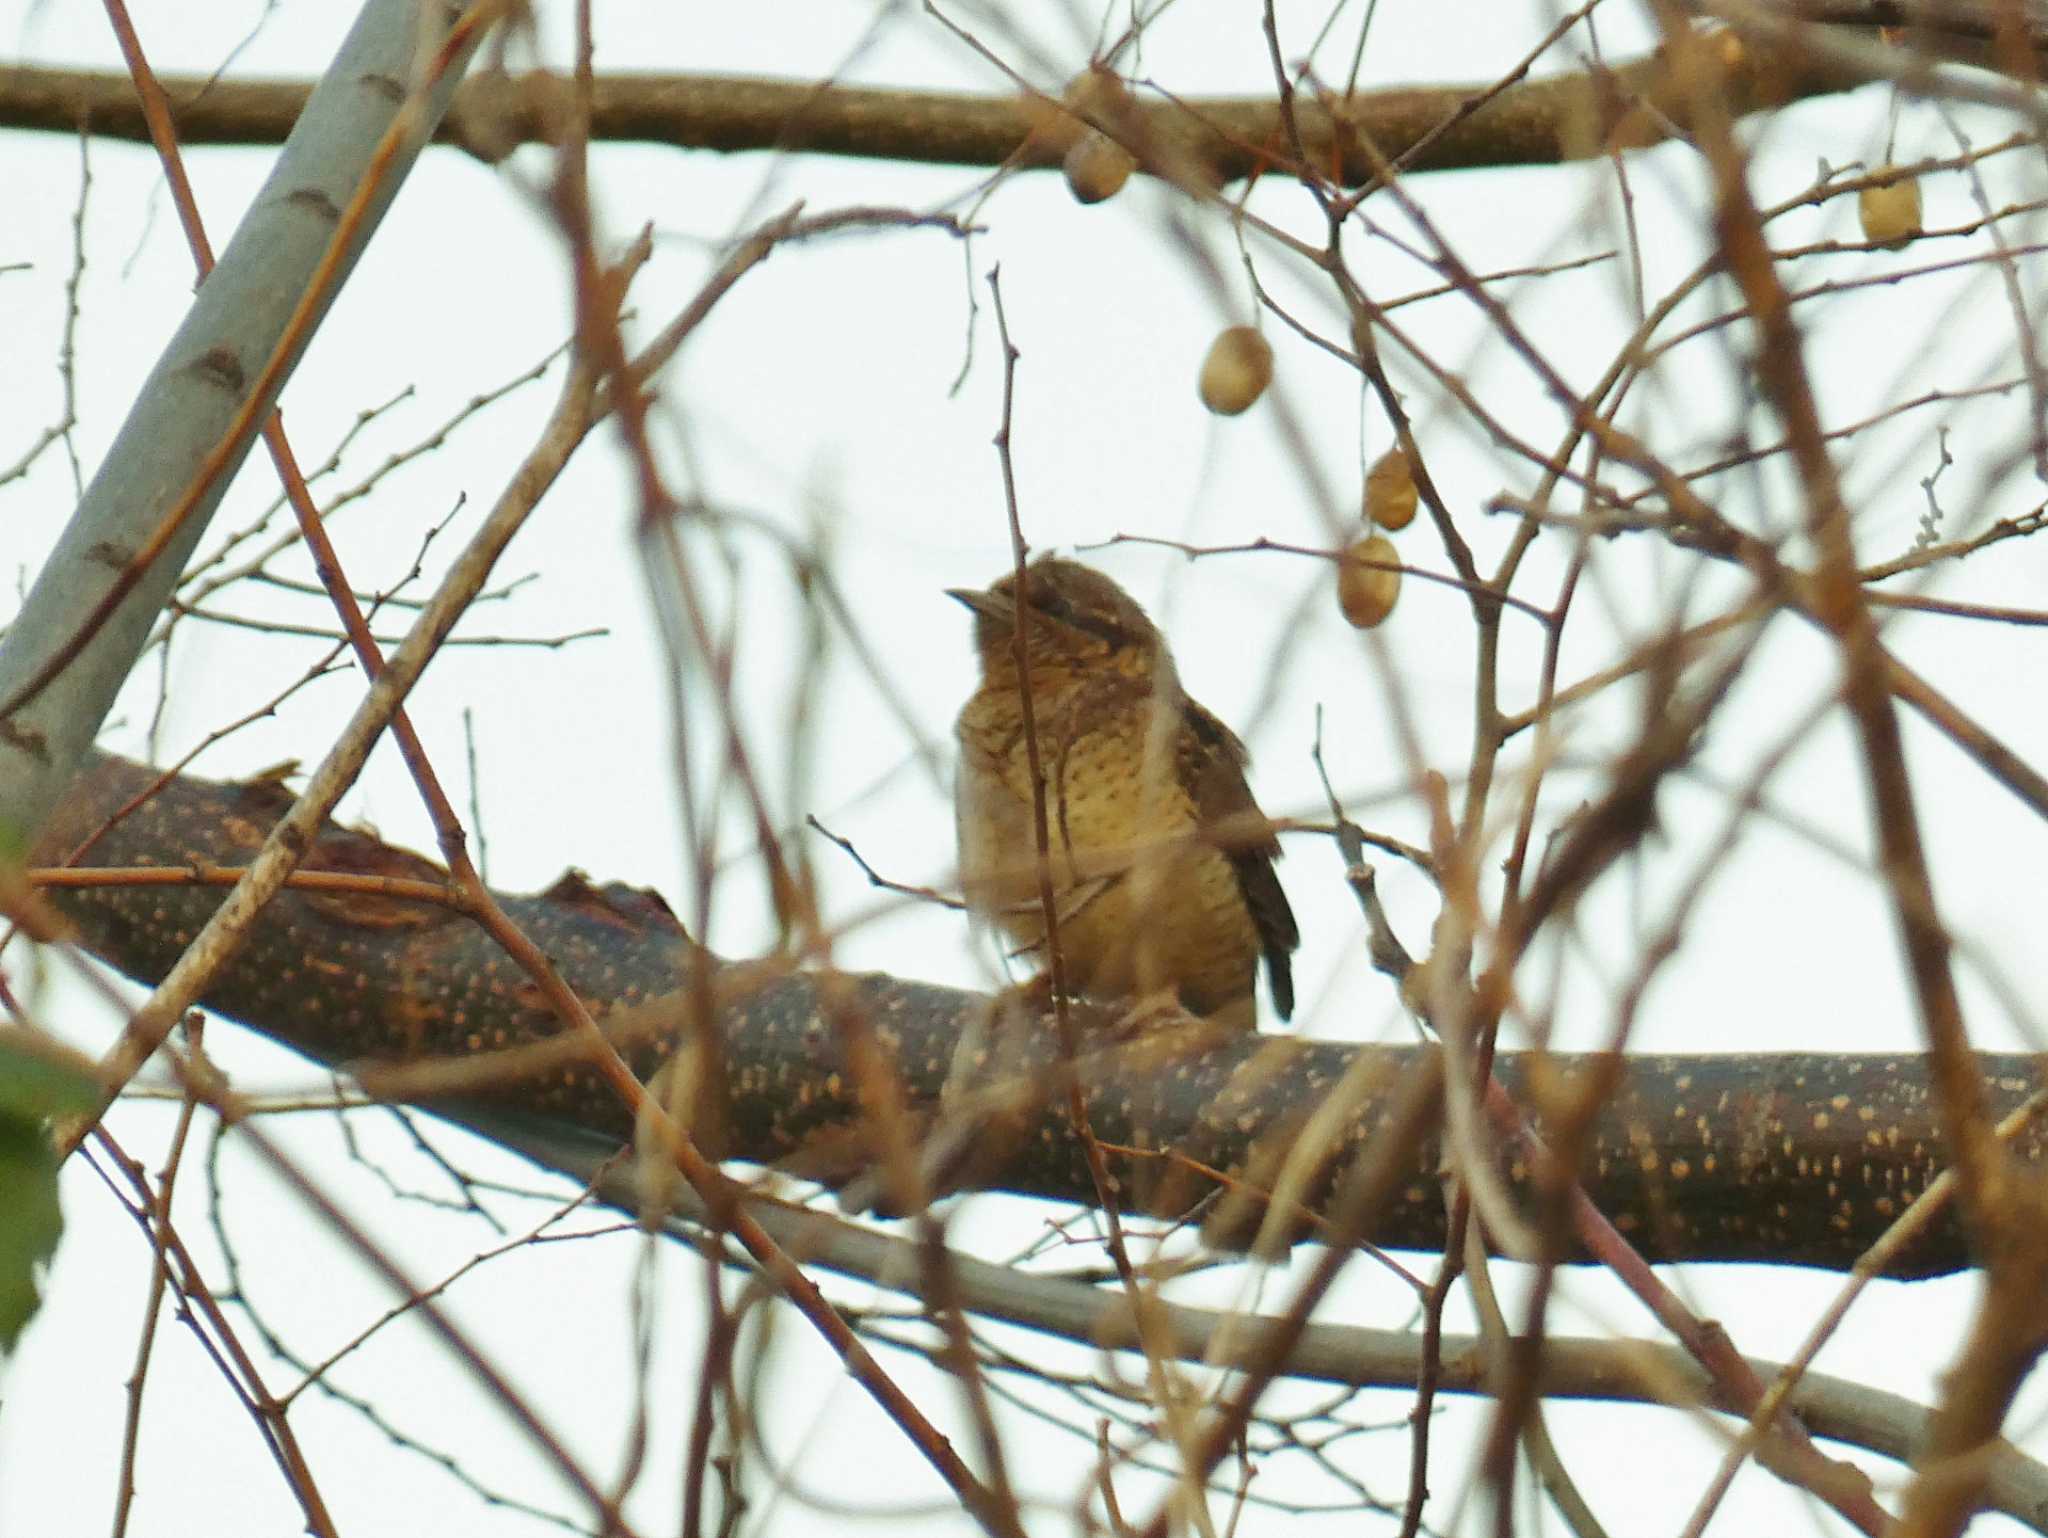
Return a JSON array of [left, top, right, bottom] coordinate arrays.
[[0, 38, 1879, 181], [26, 752, 2042, 1278]]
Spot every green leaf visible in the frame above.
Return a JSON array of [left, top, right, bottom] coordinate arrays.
[[0, 816, 29, 870], [0, 1039, 97, 1356]]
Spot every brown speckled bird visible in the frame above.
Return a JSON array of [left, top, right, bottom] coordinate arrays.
[[949, 557, 1297, 1031]]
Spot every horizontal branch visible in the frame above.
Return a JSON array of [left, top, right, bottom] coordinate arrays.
[[31, 752, 2035, 1276], [1, 39, 1878, 181], [461, 1109, 2048, 1532]]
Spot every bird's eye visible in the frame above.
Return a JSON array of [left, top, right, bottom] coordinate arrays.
[[1032, 588, 1074, 622]]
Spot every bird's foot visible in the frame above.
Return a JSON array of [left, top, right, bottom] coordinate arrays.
[[1101, 988, 1202, 1043]]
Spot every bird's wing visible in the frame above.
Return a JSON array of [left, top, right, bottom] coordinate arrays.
[[1178, 698, 1300, 1019]]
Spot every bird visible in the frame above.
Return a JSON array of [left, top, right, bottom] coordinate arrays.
[[948, 556, 1298, 1032]]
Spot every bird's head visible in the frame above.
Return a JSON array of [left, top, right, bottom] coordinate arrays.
[[948, 557, 1166, 680]]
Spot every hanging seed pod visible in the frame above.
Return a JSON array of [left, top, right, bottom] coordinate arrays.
[[1365, 446, 1419, 531], [1063, 131, 1135, 204], [1198, 326, 1273, 416], [1337, 535, 1401, 629], [1859, 170, 1922, 249], [1062, 65, 1130, 124]]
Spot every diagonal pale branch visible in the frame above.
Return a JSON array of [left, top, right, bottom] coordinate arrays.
[[458, 1109, 2048, 1536], [30, 750, 2048, 1280], [0, 0, 483, 845], [0, 37, 1877, 182]]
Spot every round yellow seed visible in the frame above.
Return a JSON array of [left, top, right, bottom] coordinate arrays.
[[1063, 131, 1135, 204], [1198, 326, 1273, 416], [1859, 171, 1922, 249], [1365, 446, 1419, 531], [1337, 535, 1401, 628], [1062, 66, 1129, 124]]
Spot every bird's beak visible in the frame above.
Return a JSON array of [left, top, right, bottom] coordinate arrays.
[[946, 586, 1015, 624]]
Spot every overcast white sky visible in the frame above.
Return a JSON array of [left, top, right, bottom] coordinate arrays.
[[6, 1, 2048, 1534]]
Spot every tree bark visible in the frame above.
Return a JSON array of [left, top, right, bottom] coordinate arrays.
[[28, 752, 2037, 1277], [0, 41, 1877, 180]]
